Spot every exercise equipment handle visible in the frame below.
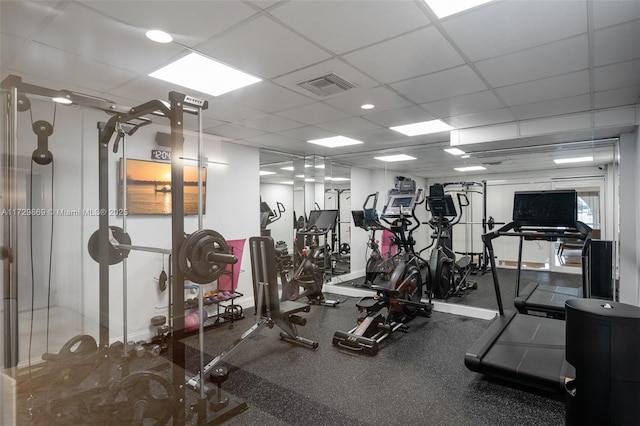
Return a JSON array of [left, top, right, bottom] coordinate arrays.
[[206, 252, 238, 265]]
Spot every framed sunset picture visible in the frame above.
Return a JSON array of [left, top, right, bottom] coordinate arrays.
[[119, 159, 206, 215]]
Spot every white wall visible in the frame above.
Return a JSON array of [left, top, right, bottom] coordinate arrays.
[[619, 130, 639, 305]]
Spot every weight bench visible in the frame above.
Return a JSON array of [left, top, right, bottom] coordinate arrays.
[[248, 236, 319, 349], [186, 236, 318, 395]]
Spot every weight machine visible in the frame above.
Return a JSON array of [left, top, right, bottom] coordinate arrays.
[[1, 74, 259, 424], [333, 177, 432, 355]]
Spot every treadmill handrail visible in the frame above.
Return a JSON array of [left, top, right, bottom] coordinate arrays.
[[481, 220, 593, 317]]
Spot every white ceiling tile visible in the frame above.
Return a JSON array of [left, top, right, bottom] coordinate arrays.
[[218, 82, 314, 114], [244, 115, 305, 133], [269, 1, 429, 54], [476, 35, 588, 88], [594, 59, 640, 91], [0, 1, 62, 38], [593, 20, 640, 67], [442, 0, 587, 61], [390, 66, 488, 104], [197, 16, 331, 79], [273, 58, 378, 100], [79, 0, 257, 47], [342, 26, 464, 83], [279, 126, 334, 142], [276, 102, 352, 125], [593, 1, 640, 29], [11, 41, 137, 93], [36, 2, 185, 75], [205, 97, 264, 125], [422, 91, 504, 118], [447, 108, 516, 129], [243, 133, 304, 151], [510, 94, 591, 121], [1, 34, 26, 67], [315, 117, 381, 137], [362, 106, 435, 128], [495, 70, 590, 106], [594, 85, 640, 109], [323, 86, 412, 115], [204, 123, 265, 140]]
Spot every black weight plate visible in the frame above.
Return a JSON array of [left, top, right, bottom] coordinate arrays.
[[87, 226, 131, 265]]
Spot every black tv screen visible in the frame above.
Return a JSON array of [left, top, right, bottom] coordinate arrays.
[[512, 190, 577, 227], [307, 210, 339, 231], [428, 195, 457, 217]]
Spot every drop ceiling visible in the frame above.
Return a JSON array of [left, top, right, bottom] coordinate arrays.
[[1, 0, 638, 180]]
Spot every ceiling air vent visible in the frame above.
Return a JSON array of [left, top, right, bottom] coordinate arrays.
[[297, 72, 357, 97]]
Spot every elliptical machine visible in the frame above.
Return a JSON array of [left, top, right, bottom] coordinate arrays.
[[352, 193, 397, 287], [333, 177, 432, 355], [425, 184, 477, 299]]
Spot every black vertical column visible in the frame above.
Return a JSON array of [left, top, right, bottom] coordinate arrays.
[[97, 122, 111, 349], [168, 92, 186, 424]]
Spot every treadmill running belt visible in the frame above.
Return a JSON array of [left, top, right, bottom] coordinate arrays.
[[466, 311, 574, 394]]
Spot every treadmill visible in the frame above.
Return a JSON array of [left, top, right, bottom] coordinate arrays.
[[512, 192, 592, 319], [465, 190, 592, 394]]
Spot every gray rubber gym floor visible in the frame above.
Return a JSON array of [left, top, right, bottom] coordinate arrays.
[[181, 269, 573, 425]]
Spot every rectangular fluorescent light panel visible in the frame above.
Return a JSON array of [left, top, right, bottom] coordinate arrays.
[[554, 156, 593, 164], [149, 52, 261, 96], [444, 148, 465, 156], [259, 170, 276, 176], [424, 0, 494, 19], [374, 154, 417, 162], [307, 136, 363, 148], [390, 119, 453, 136], [454, 166, 486, 172]]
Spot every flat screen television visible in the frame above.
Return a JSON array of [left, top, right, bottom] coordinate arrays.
[[512, 190, 577, 227], [307, 209, 339, 231], [119, 158, 206, 215]]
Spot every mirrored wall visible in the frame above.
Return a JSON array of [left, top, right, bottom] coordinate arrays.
[[259, 151, 351, 278]]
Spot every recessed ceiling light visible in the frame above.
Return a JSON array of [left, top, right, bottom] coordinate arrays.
[[444, 148, 465, 156], [461, 154, 470, 159], [390, 119, 453, 136], [280, 166, 294, 171], [259, 170, 276, 176], [146, 29, 173, 43], [295, 174, 305, 178], [280, 181, 294, 185], [454, 166, 486, 172], [330, 177, 350, 182], [305, 178, 315, 183], [374, 154, 417, 162], [307, 136, 364, 148], [149, 52, 261, 96], [361, 104, 375, 110], [424, 0, 494, 19], [554, 156, 593, 164]]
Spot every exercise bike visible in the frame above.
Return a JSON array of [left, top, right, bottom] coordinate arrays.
[[425, 184, 477, 299], [333, 178, 432, 355], [282, 210, 340, 307]]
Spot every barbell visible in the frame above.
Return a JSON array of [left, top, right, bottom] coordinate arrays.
[[88, 227, 237, 284]]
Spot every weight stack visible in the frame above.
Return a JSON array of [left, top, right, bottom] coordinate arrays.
[[565, 299, 640, 426]]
